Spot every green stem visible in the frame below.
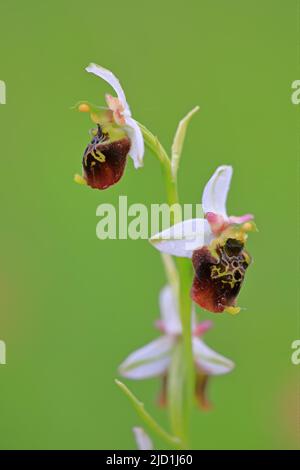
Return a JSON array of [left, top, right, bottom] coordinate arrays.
[[139, 124, 179, 206], [163, 164, 179, 211], [115, 380, 181, 449], [142, 124, 195, 448], [167, 340, 188, 448], [177, 257, 194, 441]]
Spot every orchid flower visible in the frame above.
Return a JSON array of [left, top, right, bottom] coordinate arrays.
[[150, 166, 255, 314], [74, 63, 144, 190], [119, 286, 234, 410]]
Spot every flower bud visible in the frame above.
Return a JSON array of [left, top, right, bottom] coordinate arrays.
[[78, 103, 91, 113]]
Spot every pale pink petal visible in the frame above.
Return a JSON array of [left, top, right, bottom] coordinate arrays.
[[228, 214, 254, 225], [193, 320, 213, 337], [206, 212, 229, 235]]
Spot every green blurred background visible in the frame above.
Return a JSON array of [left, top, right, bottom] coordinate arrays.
[[0, 0, 299, 450]]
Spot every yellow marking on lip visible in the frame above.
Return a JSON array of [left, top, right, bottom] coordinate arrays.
[[211, 266, 242, 289], [92, 149, 106, 163], [210, 266, 225, 279], [225, 306, 241, 315], [74, 174, 87, 185]]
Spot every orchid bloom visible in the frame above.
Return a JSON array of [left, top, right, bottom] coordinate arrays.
[[75, 63, 144, 190], [119, 286, 234, 410], [150, 166, 255, 314]]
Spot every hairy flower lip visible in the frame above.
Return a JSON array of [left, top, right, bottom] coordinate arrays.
[[191, 240, 251, 313], [82, 129, 131, 190]]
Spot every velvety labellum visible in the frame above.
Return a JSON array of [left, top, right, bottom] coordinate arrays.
[[191, 238, 251, 313]]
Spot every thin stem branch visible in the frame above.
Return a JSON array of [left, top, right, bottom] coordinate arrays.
[[139, 123, 179, 206], [115, 380, 181, 449]]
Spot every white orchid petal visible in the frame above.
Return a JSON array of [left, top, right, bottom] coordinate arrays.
[[133, 427, 153, 450], [159, 285, 182, 336], [192, 337, 234, 375], [85, 63, 130, 113], [124, 116, 145, 168], [150, 219, 214, 258], [119, 336, 174, 379], [202, 165, 233, 218]]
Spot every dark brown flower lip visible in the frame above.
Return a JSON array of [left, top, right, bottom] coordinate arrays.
[[191, 239, 251, 313], [157, 371, 212, 411], [195, 373, 212, 411], [82, 129, 131, 190]]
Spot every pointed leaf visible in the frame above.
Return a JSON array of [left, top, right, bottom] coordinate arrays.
[[171, 106, 200, 180]]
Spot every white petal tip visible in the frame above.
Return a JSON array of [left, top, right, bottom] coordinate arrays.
[[193, 338, 235, 375], [85, 63, 129, 112], [133, 427, 153, 450], [132, 158, 144, 169], [202, 165, 234, 217], [85, 62, 100, 73]]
